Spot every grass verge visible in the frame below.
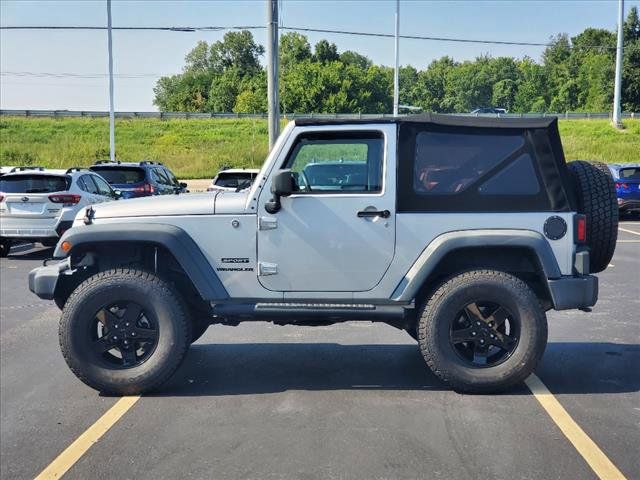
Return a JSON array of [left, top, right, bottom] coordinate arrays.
[[1, 116, 637, 179]]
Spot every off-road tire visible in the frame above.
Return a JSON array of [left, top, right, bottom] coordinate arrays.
[[567, 160, 618, 273], [417, 270, 547, 393], [59, 268, 191, 395], [0, 239, 11, 257]]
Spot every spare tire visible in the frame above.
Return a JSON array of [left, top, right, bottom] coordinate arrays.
[[567, 160, 618, 273]]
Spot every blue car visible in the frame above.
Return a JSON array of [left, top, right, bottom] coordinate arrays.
[[608, 164, 640, 216], [90, 161, 187, 199]]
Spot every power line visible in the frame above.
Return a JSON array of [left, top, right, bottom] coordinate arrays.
[[0, 24, 619, 49], [1, 71, 173, 78]]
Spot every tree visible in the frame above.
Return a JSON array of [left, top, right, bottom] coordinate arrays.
[[624, 6, 640, 42], [184, 41, 211, 73], [209, 30, 264, 76], [279, 32, 311, 69], [313, 40, 339, 63], [340, 51, 372, 69]]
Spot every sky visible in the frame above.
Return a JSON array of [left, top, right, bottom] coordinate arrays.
[[0, 0, 637, 111]]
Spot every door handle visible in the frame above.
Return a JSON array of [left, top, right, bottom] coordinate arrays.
[[357, 209, 390, 218]]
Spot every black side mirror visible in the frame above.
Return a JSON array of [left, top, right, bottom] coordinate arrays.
[[179, 182, 188, 189], [265, 169, 294, 214]]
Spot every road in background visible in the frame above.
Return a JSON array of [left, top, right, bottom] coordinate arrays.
[[1, 223, 638, 479]]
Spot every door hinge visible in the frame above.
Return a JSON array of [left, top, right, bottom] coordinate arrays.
[[258, 216, 278, 230], [258, 262, 278, 276]]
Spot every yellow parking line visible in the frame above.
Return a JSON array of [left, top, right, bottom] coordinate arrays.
[[618, 227, 640, 237], [525, 375, 627, 480], [35, 396, 140, 480]]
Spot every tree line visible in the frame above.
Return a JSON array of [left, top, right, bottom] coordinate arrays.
[[154, 7, 640, 114]]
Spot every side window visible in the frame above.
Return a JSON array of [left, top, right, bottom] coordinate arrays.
[[284, 132, 384, 193], [152, 168, 170, 185], [163, 168, 179, 186], [413, 131, 524, 194], [92, 175, 114, 196], [478, 153, 540, 195], [80, 174, 99, 194]]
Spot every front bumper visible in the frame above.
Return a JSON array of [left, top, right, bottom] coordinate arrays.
[[28, 258, 71, 300], [548, 275, 598, 310]]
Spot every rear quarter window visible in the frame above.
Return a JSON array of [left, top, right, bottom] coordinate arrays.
[[0, 175, 70, 193], [413, 131, 524, 195]]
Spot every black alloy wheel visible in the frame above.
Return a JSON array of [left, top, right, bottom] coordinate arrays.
[[449, 301, 519, 368], [91, 301, 159, 368]]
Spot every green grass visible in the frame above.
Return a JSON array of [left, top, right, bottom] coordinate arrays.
[[1, 116, 638, 179]]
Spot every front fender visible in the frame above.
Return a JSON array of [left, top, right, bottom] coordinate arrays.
[[53, 223, 229, 301]]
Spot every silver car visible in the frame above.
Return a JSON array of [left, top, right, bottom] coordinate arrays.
[[0, 167, 117, 256]]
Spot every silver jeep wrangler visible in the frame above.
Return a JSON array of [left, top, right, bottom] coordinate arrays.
[[28, 114, 618, 394]]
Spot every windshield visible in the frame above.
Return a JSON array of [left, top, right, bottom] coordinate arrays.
[[618, 167, 640, 180], [0, 174, 70, 193], [215, 172, 256, 188], [90, 166, 146, 184]]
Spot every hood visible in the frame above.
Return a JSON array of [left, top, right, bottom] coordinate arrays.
[[85, 193, 216, 220], [213, 191, 250, 214]]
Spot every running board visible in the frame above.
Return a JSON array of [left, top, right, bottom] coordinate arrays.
[[211, 302, 409, 322]]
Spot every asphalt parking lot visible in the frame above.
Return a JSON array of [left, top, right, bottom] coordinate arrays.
[[1, 223, 638, 480]]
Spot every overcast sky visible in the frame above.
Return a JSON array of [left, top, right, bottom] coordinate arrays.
[[1, 0, 636, 111]]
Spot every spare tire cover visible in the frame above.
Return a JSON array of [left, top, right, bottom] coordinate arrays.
[[567, 160, 618, 273]]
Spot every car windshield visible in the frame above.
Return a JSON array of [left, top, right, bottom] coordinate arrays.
[[0, 174, 70, 193], [215, 172, 255, 188], [90, 166, 146, 184], [618, 167, 640, 180]]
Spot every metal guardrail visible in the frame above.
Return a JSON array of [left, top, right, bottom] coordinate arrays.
[[0, 109, 638, 119]]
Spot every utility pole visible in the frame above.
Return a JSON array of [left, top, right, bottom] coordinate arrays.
[[393, 0, 400, 116], [107, 0, 116, 161], [613, 0, 624, 128], [266, 0, 280, 149]]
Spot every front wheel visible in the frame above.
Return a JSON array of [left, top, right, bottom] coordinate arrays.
[[417, 270, 547, 393], [59, 268, 192, 395]]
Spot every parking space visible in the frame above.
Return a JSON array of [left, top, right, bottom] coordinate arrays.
[[1, 225, 638, 479]]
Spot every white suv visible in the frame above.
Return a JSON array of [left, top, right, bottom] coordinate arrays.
[[207, 168, 259, 192], [0, 167, 117, 256]]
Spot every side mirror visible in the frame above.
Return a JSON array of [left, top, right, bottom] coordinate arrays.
[[265, 169, 294, 214], [179, 182, 188, 189], [271, 169, 294, 197], [113, 190, 122, 199]]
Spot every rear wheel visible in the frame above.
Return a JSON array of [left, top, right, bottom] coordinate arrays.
[[0, 239, 11, 258], [59, 268, 191, 395], [417, 270, 547, 393], [567, 160, 618, 273]]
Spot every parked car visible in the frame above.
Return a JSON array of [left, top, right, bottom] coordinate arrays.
[[0, 167, 117, 256], [207, 168, 260, 192], [471, 107, 507, 114], [29, 115, 616, 395], [90, 161, 187, 199], [608, 163, 640, 216]]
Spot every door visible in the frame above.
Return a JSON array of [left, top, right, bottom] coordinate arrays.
[[257, 126, 396, 292]]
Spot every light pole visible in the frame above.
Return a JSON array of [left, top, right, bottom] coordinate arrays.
[[107, 0, 116, 161], [613, 0, 624, 128], [266, 0, 280, 149], [393, 0, 400, 116]]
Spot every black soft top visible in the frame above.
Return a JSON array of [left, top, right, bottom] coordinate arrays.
[[294, 113, 557, 130], [297, 114, 575, 213]]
